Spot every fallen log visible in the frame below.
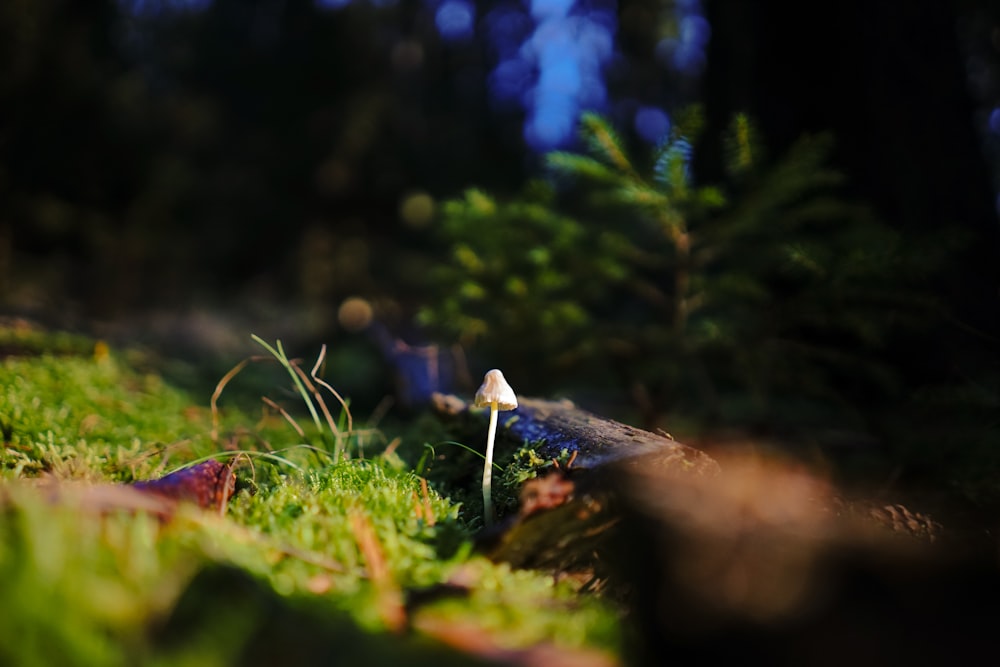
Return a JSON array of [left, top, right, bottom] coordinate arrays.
[[429, 392, 1000, 662], [430, 392, 719, 570], [429, 391, 963, 572], [429, 392, 719, 475]]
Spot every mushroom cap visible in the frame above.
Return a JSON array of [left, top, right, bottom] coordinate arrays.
[[474, 369, 518, 410]]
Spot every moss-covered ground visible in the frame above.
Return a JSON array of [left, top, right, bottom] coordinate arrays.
[[0, 335, 622, 666]]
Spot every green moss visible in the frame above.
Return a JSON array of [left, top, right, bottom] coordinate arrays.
[[0, 341, 622, 665], [1, 353, 216, 481], [0, 323, 95, 358]]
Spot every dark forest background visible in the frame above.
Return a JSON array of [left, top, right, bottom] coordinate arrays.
[[2, 0, 999, 506]]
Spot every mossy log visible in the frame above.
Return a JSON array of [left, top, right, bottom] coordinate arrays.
[[430, 392, 961, 572], [431, 391, 1000, 662], [430, 392, 719, 570], [429, 392, 718, 474]]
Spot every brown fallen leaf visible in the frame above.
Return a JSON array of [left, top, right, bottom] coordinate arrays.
[[132, 459, 237, 515]]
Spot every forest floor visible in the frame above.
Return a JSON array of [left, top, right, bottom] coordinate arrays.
[[0, 325, 623, 667]]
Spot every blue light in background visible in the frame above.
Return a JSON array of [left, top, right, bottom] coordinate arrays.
[[671, 43, 706, 73], [530, 0, 576, 21], [535, 42, 581, 95], [436, 0, 476, 41], [485, 6, 533, 58], [118, 0, 213, 15], [120, 0, 698, 155], [526, 93, 577, 148], [679, 13, 711, 47], [654, 0, 709, 77], [635, 106, 671, 144], [489, 57, 534, 106], [989, 106, 1000, 134], [489, 0, 617, 151]]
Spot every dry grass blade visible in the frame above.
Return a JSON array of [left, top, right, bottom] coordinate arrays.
[[210, 355, 269, 443], [211, 357, 251, 442], [310, 344, 353, 434], [261, 396, 306, 438], [291, 362, 341, 443]]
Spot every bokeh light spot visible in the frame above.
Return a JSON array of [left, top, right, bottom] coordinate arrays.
[[338, 297, 374, 333], [530, 0, 576, 21], [989, 106, 1000, 134], [436, 0, 476, 41], [525, 95, 576, 150], [315, 0, 352, 10], [486, 8, 533, 58], [399, 191, 436, 229], [490, 58, 533, 105], [680, 14, 711, 47], [486, 0, 619, 152], [672, 43, 706, 75], [538, 55, 581, 94], [635, 107, 671, 144], [119, 0, 212, 15]]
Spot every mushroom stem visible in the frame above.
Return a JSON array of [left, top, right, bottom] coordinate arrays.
[[483, 399, 499, 526], [473, 369, 516, 528]]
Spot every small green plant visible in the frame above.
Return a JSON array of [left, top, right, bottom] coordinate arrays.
[[209, 336, 356, 463]]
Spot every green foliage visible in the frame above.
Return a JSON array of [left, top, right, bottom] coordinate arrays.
[[493, 445, 573, 516], [415, 185, 628, 369], [421, 112, 939, 430]]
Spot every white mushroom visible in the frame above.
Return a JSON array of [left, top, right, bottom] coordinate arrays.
[[474, 369, 518, 526]]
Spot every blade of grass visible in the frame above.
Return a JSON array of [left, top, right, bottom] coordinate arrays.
[[165, 450, 305, 474], [436, 440, 503, 471], [311, 344, 354, 434], [210, 356, 260, 442], [251, 335, 325, 444], [313, 375, 353, 435], [291, 362, 343, 462]]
